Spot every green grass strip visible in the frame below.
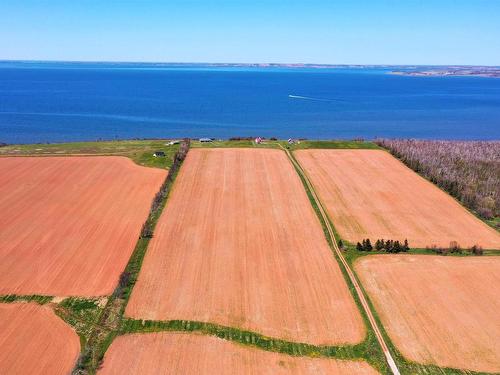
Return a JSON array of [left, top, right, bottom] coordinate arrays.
[[0, 294, 53, 304], [120, 318, 369, 360]]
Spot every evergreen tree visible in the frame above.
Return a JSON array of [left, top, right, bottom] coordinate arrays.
[[338, 239, 344, 249], [375, 239, 383, 251], [393, 240, 402, 253], [385, 240, 393, 253], [404, 239, 410, 251], [365, 238, 373, 251], [356, 242, 364, 251]]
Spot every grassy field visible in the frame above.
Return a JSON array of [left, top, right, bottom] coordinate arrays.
[[191, 138, 380, 150], [288, 139, 381, 150], [0, 140, 180, 169]]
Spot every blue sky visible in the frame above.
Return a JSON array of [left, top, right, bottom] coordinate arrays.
[[0, 0, 499, 65]]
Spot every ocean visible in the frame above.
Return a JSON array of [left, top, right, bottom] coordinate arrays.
[[1, 61, 499, 144]]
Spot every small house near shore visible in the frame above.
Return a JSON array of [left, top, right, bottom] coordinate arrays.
[[153, 151, 166, 157], [199, 138, 213, 143]]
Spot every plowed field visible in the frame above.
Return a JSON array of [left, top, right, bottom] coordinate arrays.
[[355, 255, 500, 372], [295, 149, 500, 248], [0, 156, 166, 295], [0, 303, 80, 374], [126, 149, 364, 345]]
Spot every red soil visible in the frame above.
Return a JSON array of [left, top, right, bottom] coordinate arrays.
[[0, 303, 80, 374], [355, 255, 500, 373], [0, 156, 166, 296], [295, 149, 500, 249], [98, 332, 379, 375], [126, 149, 364, 345]]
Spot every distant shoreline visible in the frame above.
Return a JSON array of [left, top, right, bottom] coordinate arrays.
[[391, 67, 500, 78], [1, 60, 500, 71]]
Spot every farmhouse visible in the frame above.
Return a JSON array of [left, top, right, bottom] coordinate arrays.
[[153, 151, 165, 157], [199, 138, 212, 143]]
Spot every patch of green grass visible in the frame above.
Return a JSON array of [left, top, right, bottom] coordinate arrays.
[[191, 139, 281, 149], [54, 297, 106, 348], [128, 145, 179, 169], [0, 294, 52, 304], [59, 297, 104, 319], [485, 216, 500, 231], [289, 140, 380, 150]]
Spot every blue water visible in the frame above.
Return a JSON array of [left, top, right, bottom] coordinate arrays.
[[1, 62, 500, 143]]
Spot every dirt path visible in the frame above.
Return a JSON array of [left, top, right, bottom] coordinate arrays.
[[286, 146, 400, 375]]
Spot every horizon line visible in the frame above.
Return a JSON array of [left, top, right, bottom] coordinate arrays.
[[0, 59, 499, 68]]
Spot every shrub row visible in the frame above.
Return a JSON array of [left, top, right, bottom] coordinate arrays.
[[427, 242, 484, 256], [114, 140, 190, 299], [140, 139, 190, 238]]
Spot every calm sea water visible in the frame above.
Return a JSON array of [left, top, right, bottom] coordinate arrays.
[[1, 62, 500, 143]]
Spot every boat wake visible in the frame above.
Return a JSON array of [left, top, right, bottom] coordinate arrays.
[[288, 94, 345, 102]]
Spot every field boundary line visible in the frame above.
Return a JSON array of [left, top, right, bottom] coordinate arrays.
[[119, 318, 368, 360], [280, 144, 401, 375]]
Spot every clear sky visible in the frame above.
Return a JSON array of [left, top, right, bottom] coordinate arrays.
[[1, 0, 499, 65]]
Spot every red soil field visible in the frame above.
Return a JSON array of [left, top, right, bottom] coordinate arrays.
[[0, 303, 80, 374], [0, 156, 166, 296], [126, 149, 364, 345], [98, 332, 379, 375], [295, 149, 500, 249], [355, 255, 500, 373]]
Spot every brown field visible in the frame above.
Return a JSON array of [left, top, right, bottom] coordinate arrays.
[[295, 149, 500, 248], [98, 332, 378, 375], [355, 255, 500, 373], [0, 303, 80, 374], [0, 156, 166, 296], [126, 148, 364, 345]]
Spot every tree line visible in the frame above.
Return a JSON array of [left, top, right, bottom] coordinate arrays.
[[353, 238, 410, 253]]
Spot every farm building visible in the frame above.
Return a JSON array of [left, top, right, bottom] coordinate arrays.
[[153, 151, 165, 157], [199, 138, 213, 143]]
